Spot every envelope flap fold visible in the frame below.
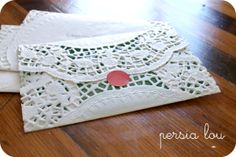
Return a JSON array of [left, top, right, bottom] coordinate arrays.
[[18, 23, 188, 83]]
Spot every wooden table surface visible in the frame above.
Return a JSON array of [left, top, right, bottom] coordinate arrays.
[[0, 0, 235, 157]]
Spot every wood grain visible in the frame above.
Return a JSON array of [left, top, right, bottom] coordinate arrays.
[[207, 0, 236, 18], [0, 0, 235, 157]]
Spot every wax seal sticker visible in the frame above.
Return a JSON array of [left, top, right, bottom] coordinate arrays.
[[107, 70, 130, 86]]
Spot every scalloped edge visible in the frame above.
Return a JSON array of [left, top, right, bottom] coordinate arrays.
[[0, 25, 20, 70]]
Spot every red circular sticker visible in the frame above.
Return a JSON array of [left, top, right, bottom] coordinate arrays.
[[107, 70, 130, 87]]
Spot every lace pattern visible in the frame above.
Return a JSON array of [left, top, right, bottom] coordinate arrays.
[[22, 10, 50, 26], [0, 25, 19, 70], [18, 23, 187, 82], [0, 11, 49, 71], [20, 48, 220, 132]]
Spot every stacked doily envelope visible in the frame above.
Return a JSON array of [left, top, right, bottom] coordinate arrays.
[[0, 10, 220, 132]]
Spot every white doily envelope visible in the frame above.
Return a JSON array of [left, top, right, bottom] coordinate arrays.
[[0, 10, 153, 71], [18, 22, 220, 132]]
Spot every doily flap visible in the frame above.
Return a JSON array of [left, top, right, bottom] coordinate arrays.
[[18, 25, 188, 83]]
